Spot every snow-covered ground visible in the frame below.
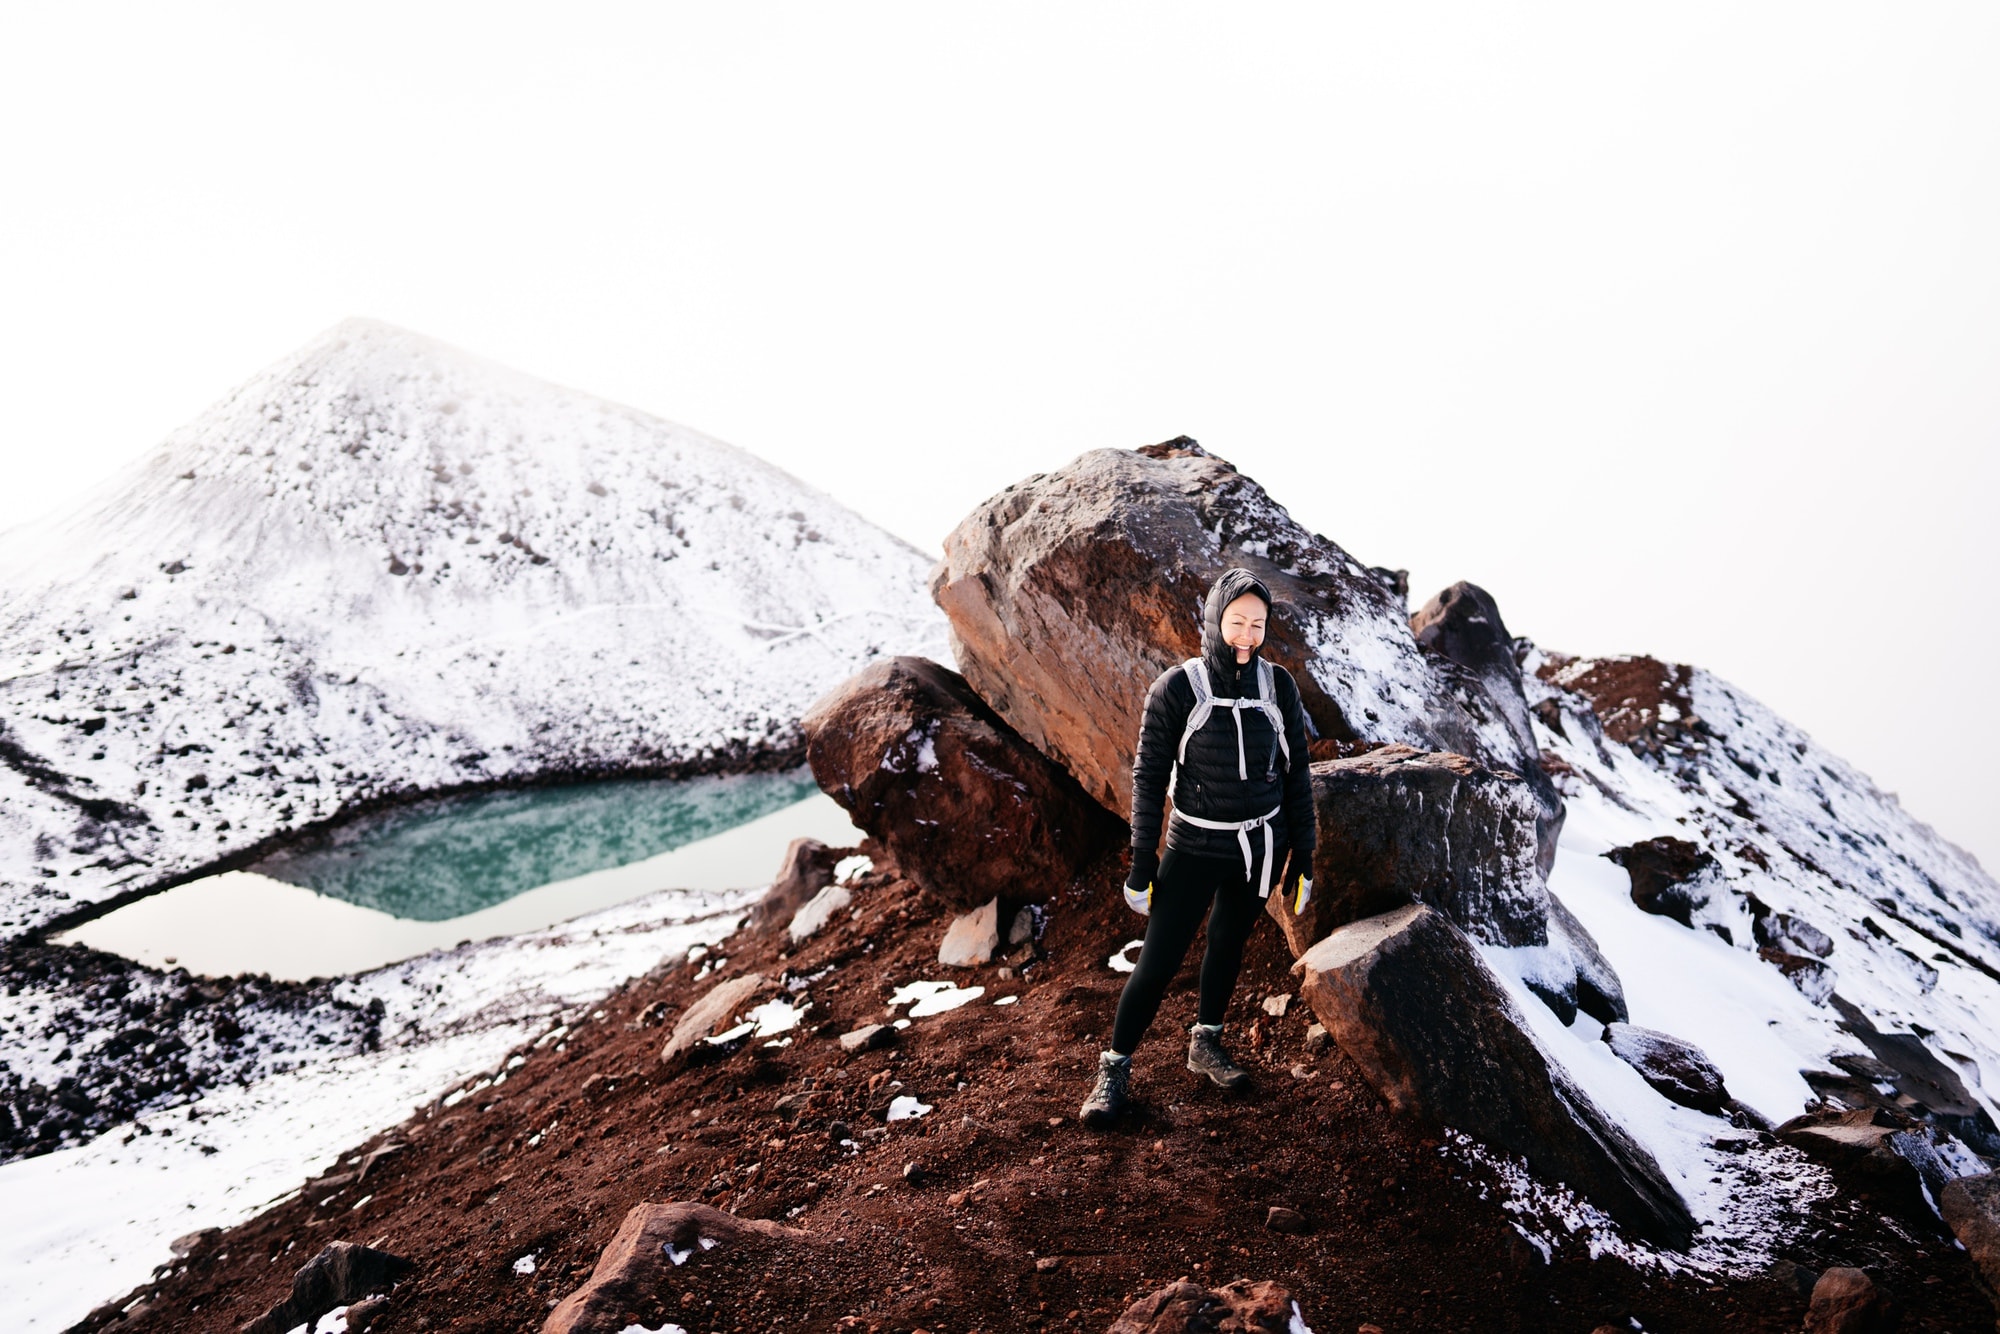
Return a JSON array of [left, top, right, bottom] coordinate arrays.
[[0, 318, 947, 939], [0, 883, 756, 1332], [1455, 645, 2000, 1269]]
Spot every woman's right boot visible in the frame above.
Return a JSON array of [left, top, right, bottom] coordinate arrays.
[[1079, 1051, 1131, 1128]]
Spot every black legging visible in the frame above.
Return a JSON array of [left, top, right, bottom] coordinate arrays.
[[1110, 846, 1268, 1055]]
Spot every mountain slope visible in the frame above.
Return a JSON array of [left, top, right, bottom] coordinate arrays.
[[0, 319, 946, 937]]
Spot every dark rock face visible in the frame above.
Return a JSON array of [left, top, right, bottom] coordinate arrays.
[[1410, 580, 1564, 870], [1830, 996, 2000, 1157], [801, 656, 1122, 913], [542, 1202, 809, 1334], [1940, 1174, 2000, 1298], [1775, 1108, 1936, 1219], [1604, 837, 1716, 928], [1601, 1023, 1730, 1113], [1106, 1278, 1299, 1333], [1760, 947, 1836, 1005], [1294, 904, 1695, 1249], [1804, 1266, 1901, 1334], [1264, 746, 1625, 1024], [928, 440, 1545, 823], [240, 1241, 413, 1334]]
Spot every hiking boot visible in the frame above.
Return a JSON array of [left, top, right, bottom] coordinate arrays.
[[1080, 1052, 1130, 1128], [1187, 1024, 1250, 1091]]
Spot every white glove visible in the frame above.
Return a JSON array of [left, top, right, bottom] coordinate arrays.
[[1123, 881, 1152, 916], [1291, 875, 1313, 915]]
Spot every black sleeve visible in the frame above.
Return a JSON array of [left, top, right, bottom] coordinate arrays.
[[1277, 667, 1316, 858], [1129, 667, 1191, 857]]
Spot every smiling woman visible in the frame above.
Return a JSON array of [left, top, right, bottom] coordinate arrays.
[[57, 769, 859, 980]]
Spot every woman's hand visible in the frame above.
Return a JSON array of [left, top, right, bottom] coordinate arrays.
[[1124, 848, 1159, 916], [1281, 853, 1313, 915]]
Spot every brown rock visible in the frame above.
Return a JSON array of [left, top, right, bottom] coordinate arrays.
[[661, 974, 769, 1060], [1803, 1266, 1900, 1333], [929, 440, 1543, 823], [1262, 1205, 1309, 1234], [543, 1202, 810, 1334], [802, 655, 1122, 912], [749, 836, 856, 929], [239, 1240, 414, 1334], [1604, 836, 1718, 928], [1106, 1277, 1300, 1333], [1775, 1108, 1928, 1216], [1940, 1173, 2000, 1296], [1295, 903, 1694, 1248]]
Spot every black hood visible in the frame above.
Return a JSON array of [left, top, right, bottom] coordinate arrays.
[[1199, 567, 1273, 693]]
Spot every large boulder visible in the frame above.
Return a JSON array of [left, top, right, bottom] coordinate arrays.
[[661, 974, 770, 1060], [1106, 1278, 1300, 1334], [1601, 1023, 1730, 1113], [543, 1202, 809, 1334], [1264, 747, 1626, 1023], [928, 439, 1544, 823], [1940, 1173, 2000, 1298], [1410, 580, 1564, 870], [1803, 1267, 1900, 1334], [240, 1241, 414, 1334], [1295, 903, 1695, 1248], [802, 656, 1122, 912]]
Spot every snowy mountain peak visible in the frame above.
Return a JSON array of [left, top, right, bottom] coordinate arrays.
[[0, 320, 946, 936]]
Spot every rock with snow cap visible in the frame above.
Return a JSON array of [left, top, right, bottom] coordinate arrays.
[[1264, 745, 1626, 1023], [929, 438, 1547, 823], [542, 1202, 810, 1334], [238, 1240, 413, 1334], [1602, 1023, 1730, 1113], [1295, 903, 1695, 1248], [802, 656, 1122, 913], [1105, 1277, 1301, 1334]]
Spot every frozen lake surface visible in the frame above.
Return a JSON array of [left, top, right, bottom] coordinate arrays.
[[59, 768, 859, 980]]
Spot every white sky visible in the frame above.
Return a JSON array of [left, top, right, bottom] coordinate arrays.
[[2, 5, 1994, 872]]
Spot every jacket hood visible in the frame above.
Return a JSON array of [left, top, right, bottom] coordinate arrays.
[[1199, 567, 1274, 690]]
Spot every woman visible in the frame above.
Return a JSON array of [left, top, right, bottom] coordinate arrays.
[[1080, 567, 1316, 1127]]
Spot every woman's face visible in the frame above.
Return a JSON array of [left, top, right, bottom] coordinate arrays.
[[1220, 592, 1268, 663]]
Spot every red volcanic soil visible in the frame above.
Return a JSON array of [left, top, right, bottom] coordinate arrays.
[[79, 856, 1991, 1333]]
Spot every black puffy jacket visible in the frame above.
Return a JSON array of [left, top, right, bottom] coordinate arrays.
[[1129, 568, 1317, 879]]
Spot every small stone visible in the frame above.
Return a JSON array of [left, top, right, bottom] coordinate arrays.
[[1260, 994, 1292, 1017], [1008, 905, 1037, 947], [1263, 1206, 1308, 1234], [903, 1161, 923, 1183], [947, 1190, 969, 1207], [1035, 1256, 1061, 1272], [939, 898, 1003, 967], [839, 1024, 897, 1053], [1805, 1266, 1899, 1334], [1301, 1023, 1332, 1056]]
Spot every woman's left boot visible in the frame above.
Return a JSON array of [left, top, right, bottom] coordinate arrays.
[[1186, 1022, 1250, 1091]]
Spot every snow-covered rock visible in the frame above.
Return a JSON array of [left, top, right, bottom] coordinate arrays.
[[0, 319, 946, 938]]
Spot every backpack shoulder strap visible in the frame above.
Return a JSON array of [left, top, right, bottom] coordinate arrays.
[[1177, 658, 1213, 764], [1258, 658, 1292, 769]]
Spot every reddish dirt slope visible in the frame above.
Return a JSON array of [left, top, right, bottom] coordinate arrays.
[[78, 858, 1992, 1333]]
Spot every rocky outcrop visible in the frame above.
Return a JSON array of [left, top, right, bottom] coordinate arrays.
[[802, 656, 1122, 913], [1410, 580, 1564, 870], [1940, 1173, 2000, 1298], [1604, 837, 1718, 929], [928, 440, 1544, 823], [1264, 746, 1626, 1023], [1295, 904, 1695, 1248], [1601, 1023, 1729, 1113], [1775, 1108, 1932, 1217], [239, 1241, 413, 1334], [543, 1202, 809, 1334], [661, 974, 770, 1060], [1106, 1278, 1301, 1334]]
